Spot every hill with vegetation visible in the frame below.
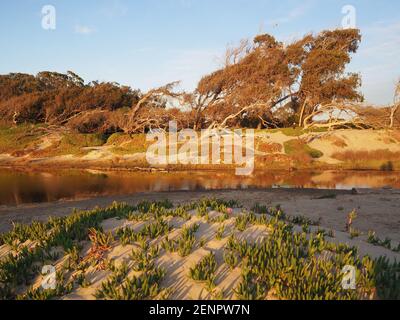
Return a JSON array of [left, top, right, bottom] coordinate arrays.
[[0, 28, 399, 172]]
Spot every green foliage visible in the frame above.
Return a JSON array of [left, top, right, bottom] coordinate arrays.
[[1, 198, 399, 301], [117, 218, 171, 246], [19, 282, 73, 301], [161, 236, 177, 253], [116, 227, 138, 246], [95, 267, 165, 300], [130, 242, 160, 272], [1, 221, 51, 247], [88, 228, 114, 247], [373, 257, 400, 300], [216, 224, 225, 240], [367, 231, 400, 253], [189, 253, 217, 291], [0, 202, 128, 299], [177, 224, 199, 257], [284, 139, 324, 159], [235, 212, 256, 232], [17, 270, 73, 301], [53, 133, 107, 156], [223, 250, 239, 270], [0, 124, 43, 154], [161, 223, 200, 257], [229, 217, 399, 300], [141, 219, 171, 239], [196, 198, 240, 217], [75, 272, 91, 288], [251, 203, 268, 214], [349, 228, 361, 239], [234, 266, 267, 300], [290, 215, 321, 226]]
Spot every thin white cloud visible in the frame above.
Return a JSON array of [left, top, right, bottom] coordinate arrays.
[[179, 0, 193, 8], [74, 25, 95, 35], [349, 20, 400, 105], [269, 0, 314, 26], [358, 21, 400, 59], [100, 0, 128, 18], [134, 48, 223, 91], [162, 49, 223, 90]]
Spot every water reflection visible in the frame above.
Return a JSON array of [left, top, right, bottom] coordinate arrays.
[[0, 169, 399, 206]]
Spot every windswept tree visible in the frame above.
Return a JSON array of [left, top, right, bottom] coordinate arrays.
[[190, 29, 363, 129], [0, 71, 141, 128], [116, 81, 185, 134]]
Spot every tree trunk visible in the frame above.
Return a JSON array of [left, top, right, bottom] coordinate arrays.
[[298, 99, 308, 127], [390, 104, 399, 128]]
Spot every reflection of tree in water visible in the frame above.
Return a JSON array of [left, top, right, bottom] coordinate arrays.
[[0, 169, 399, 206]]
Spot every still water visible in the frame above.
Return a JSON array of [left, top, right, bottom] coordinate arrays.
[[0, 169, 399, 206]]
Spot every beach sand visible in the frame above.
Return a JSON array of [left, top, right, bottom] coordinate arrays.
[[1, 188, 400, 300]]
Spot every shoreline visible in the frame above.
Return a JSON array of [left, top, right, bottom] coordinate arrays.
[[2, 163, 400, 172], [1, 188, 399, 244]]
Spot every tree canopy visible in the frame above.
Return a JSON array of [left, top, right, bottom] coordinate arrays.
[[0, 28, 398, 133], [193, 28, 363, 129]]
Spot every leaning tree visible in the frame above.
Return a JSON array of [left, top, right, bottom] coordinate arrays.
[[189, 29, 363, 129]]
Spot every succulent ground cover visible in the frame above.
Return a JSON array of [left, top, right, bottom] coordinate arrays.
[[0, 198, 399, 300]]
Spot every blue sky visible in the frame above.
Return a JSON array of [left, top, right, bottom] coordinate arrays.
[[0, 0, 399, 105]]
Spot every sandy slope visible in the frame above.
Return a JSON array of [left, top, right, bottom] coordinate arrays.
[[1, 129, 399, 170], [1, 200, 398, 301]]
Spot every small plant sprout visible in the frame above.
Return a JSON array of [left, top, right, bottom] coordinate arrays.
[[216, 224, 225, 240], [368, 231, 379, 245], [223, 250, 239, 270], [346, 210, 358, 232], [199, 237, 207, 248], [349, 228, 361, 239], [189, 252, 217, 292]]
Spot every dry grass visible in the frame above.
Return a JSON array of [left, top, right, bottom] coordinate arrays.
[[332, 149, 400, 171], [328, 136, 348, 148], [332, 149, 400, 162], [256, 140, 283, 153]]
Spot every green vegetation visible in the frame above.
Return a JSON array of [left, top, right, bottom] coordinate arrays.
[[223, 250, 239, 270], [95, 266, 165, 300], [367, 231, 400, 253], [289, 215, 321, 226], [172, 223, 200, 257], [189, 253, 217, 291], [54, 133, 107, 155], [267, 127, 328, 137], [284, 139, 324, 159], [1, 198, 399, 300], [107, 133, 149, 155], [216, 224, 225, 240], [0, 124, 43, 155], [228, 222, 400, 300], [235, 212, 257, 232]]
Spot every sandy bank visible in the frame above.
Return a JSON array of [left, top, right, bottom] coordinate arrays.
[[1, 188, 399, 244]]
